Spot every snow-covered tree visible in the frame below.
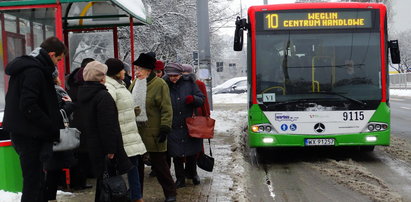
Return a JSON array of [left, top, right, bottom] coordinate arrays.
[[118, 0, 239, 65]]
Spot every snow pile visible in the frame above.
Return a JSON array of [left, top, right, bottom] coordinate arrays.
[[56, 190, 74, 196], [310, 159, 402, 201], [212, 93, 247, 104], [0, 190, 73, 201], [0, 190, 21, 202], [390, 89, 411, 97]]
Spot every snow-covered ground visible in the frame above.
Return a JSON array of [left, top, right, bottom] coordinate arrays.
[[0, 90, 409, 201], [389, 89, 411, 97], [212, 92, 247, 104]]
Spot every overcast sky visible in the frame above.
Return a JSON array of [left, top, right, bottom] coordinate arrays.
[[216, 0, 296, 36], [391, 0, 411, 33], [217, 0, 411, 36]]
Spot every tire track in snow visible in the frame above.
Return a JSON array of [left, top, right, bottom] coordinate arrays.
[[309, 159, 402, 202], [380, 136, 411, 165]]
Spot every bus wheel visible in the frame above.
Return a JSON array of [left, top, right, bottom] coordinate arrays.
[[360, 146, 375, 152], [250, 148, 266, 166]]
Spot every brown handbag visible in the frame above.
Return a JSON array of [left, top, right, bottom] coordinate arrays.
[[186, 106, 215, 139]]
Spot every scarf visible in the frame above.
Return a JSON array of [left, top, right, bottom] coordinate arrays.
[[132, 78, 148, 122]]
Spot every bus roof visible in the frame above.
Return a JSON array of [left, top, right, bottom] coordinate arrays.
[[0, 0, 150, 28], [248, 2, 386, 14]]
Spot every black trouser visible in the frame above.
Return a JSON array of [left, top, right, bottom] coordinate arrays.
[[137, 155, 145, 194], [95, 177, 102, 202], [45, 170, 62, 200], [149, 152, 176, 198], [173, 155, 197, 180], [71, 151, 91, 188], [10, 133, 52, 202]]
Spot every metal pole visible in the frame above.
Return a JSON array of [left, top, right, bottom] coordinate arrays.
[[264, 0, 268, 5], [196, 0, 213, 110]]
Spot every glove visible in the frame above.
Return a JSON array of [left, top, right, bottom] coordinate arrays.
[[185, 95, 194, 104], [158, 133, 167, 143], [134, 106, 141, 116], [158, 125, 171, 143]]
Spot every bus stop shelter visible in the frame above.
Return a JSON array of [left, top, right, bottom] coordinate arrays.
[[0, 0, 149, 192]]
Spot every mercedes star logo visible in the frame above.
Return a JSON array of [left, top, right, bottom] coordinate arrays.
[[314, 123, 325, 133]]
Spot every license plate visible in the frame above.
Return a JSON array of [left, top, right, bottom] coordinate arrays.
[[305, 138, 335, 146]]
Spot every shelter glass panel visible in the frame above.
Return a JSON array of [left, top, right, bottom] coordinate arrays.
[[68, 31, 114, 72], [0, 7, 56, 110]]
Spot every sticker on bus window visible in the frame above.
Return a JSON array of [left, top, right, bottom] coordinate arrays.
[[263, 93, 276, 102]]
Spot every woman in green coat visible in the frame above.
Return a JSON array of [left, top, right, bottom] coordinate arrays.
[[130, 53, 177, 202]]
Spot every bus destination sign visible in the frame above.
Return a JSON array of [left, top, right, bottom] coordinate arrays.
[[263, 10, 373, 30]]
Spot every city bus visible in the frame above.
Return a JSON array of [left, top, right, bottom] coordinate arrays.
[[233, 3, 401, 152]]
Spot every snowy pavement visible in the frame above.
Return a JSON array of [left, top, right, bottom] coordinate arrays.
[[1, 90, 410, 201]]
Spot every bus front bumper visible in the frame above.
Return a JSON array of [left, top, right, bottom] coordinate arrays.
[[248, 130, 390, 148]]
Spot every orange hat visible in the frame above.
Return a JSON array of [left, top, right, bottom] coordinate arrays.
[[154, 60, 165, 71]]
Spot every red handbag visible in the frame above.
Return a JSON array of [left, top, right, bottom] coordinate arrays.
[[186, 105, 215, 139]]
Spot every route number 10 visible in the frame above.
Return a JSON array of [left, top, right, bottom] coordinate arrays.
[[265, 14, 279, 29]]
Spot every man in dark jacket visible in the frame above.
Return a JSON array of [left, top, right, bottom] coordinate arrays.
[[76, 61, 132, 202], [3, 37, 67, 202]]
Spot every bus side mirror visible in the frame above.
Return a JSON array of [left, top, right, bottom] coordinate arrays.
[[234, 17, 247, 51], [389, 40, 401, 64]]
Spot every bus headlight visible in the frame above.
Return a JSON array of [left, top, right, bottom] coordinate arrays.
[[250, 124, 278, 134], [263, 137, 274, 143], [375, 124, 381, 131], [251, 125, 259, 133], [362, 122, 388, 132], [366, 136, 377, 142]]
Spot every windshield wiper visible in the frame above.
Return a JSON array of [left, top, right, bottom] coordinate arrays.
[[263, 99, 315, 107], [313, 92, 367, 107]]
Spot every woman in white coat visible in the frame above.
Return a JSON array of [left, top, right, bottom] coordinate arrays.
[[105, 58, 147, 202]]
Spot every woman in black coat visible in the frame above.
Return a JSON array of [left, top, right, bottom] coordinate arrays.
[[76, 61, 132, 201], [164, 63, 205, 188]]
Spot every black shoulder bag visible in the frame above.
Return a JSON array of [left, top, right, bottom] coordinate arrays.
[[197, 139, 215, 172], [98, 157, 130, 202]]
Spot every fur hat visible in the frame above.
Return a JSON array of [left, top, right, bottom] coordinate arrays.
[[154, 60, 165, 71], [83, 61, 108, 81], [181, 64, 194, 73], [105, 58, 124, 76], [133, 53, 156, 70], [165, 63, 184, 75]]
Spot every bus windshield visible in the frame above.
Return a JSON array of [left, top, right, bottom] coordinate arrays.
[[255, 31, 382, 110]]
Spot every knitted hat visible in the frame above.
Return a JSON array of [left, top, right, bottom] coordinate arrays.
[[105, 58, 124, 76], [133, 53, 156, 69], [81, 58, 95, 68], [83, 61, 108, 81], [154, 60, 165, 71], [165, 63, 184, 75], [147, 52, 156, 58], [181, 64, 194, 73]]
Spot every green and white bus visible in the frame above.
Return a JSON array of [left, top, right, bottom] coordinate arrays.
[[233, 2, 401, 152]]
